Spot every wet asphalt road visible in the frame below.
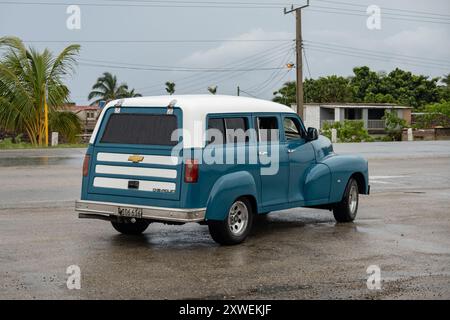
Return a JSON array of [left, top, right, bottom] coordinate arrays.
[[0, 141, 449, 299]]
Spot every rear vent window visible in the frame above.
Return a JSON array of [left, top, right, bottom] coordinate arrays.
[[100, 114, 178, 146]]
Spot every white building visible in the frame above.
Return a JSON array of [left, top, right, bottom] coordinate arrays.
[[292, 103, 412, 132]]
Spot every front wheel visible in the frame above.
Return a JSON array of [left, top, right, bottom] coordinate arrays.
[[111, 219, 150, 235], [333, 178, 359, 223], [208, 198, 253, 245]]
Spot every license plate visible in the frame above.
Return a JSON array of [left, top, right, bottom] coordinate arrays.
[[117, 206, 143, 218]]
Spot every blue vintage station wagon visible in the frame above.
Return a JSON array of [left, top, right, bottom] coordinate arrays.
[[75, 95, 369, 245]]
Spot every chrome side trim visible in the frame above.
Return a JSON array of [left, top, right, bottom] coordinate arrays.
[[75, 200, 206, 223]]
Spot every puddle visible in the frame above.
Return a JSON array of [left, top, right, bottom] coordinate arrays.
[[0, 157, 82, 167]]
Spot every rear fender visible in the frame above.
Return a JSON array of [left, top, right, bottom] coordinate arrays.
[[321, 154, 369, 203], [205, 171, 258, 221]]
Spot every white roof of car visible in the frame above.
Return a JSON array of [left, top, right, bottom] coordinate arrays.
[[107, 94, 294, 113], [91, 95, 295, 148]]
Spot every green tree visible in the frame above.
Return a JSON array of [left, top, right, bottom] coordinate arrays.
[[88, 72, 130, 105], [304, 75, 353, 103], [165, 81, 175, 95], [272, 81, 296, 106], [49, 111, 81, 143], [349, 66, 380, 102], [122, 88, 142, 98], [441, 73, 450, 87], [0, 36, 81, 146], [415, 101, 450, 128], [382, 109, 407, 141], [438, 73, 450, 101], [350, 66, 442, 107]]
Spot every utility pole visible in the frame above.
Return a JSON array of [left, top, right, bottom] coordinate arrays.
[[284, 1, 309, 119], [44, 85, 49, 147]]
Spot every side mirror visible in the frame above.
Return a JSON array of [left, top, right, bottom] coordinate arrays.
[[306, 127, 319, 141]]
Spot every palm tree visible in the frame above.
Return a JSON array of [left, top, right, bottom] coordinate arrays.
[[208, 85, 217, 95], [122, 88, 142, 98], [165, 81, 175, 95], [0, 36, 81, 146], [88, 72, 129, 105], [273, 81, 296, 106]]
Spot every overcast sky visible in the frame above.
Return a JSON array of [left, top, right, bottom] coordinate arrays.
[[1, 0, 449, 105]]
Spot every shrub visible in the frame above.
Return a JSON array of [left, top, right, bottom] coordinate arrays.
[[383, 110, 407, 141], [414, 101, 450, 129], [322, 120, 373, 142]]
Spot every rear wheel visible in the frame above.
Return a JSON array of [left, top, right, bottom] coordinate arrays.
[[333, 178, 359, 223], [208, 198, 253, 245], [111, 219, 150, 235]]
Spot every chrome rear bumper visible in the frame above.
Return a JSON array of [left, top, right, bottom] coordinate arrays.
[[75, 200, 206, 223]]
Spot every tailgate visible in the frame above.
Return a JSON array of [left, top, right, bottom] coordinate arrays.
[[87, 106, 182, 201]]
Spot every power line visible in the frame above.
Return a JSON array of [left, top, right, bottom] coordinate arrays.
[[311, 4, 450, 23], [177, 46, 293, 93], [3, 1, 449, 24], [4, 0, 450, 19], [304, 42, 450, 68], [23, 39, 293, 44], [252, 69, 292, 97], [304, 40, 450, 65], [237, 89, 258, 98], [307, 8, 450, 25], [78, 61, 286, 72], [0, 1, 286, 9], [129, 43, 293, 95], [244, 47, 294, 94], [303, 48, 312, 79], [303, 45, 450, 71], [315, 0, 450, 19], [136, 41, 294, 93], [79, 56, 295, 71]]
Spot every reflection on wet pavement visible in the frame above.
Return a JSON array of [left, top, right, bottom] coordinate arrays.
[[0, 156, 82, 167]]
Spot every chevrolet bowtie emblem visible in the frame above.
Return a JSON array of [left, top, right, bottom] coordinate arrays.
[[128, 155, 144, 163]]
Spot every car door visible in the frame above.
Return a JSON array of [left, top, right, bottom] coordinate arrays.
[[255, 114, 289, 207], [282, 115, 316, 203]]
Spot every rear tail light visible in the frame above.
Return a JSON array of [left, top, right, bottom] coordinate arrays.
[[184, 159, 199, 183], [82, 154, 91, 177]]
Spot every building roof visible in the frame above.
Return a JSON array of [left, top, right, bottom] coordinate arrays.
[[91, 95, 295, 147], [67, 105, 100, 113], [303, 103, 411, 109]]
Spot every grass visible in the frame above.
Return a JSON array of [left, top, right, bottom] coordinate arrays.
[[0, 138, 87, 150]]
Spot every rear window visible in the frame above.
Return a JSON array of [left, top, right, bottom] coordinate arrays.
[[100, 114, 178, 146]]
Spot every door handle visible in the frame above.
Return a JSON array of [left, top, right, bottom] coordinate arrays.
[[258, 151, 268, 156], [287, 149, 295, 153]]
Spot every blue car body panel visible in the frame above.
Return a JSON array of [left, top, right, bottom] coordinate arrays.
[[80, 105, 369, 222]]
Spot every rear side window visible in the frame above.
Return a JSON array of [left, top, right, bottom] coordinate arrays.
[[207, 118, 226, 145], [225, 118, 248, 143], [207, 117, 249, 145], [257, 117, 279, 142], [100, 113, 178, 146]]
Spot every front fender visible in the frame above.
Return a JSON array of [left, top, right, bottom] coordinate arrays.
[[321, 154, 369, 203], [304, 163, 331, 204], [205, 171, 258, 221]]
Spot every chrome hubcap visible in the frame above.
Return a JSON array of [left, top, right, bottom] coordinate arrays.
[[348, 184, 358, 215], [228, 201, 249, 236]]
